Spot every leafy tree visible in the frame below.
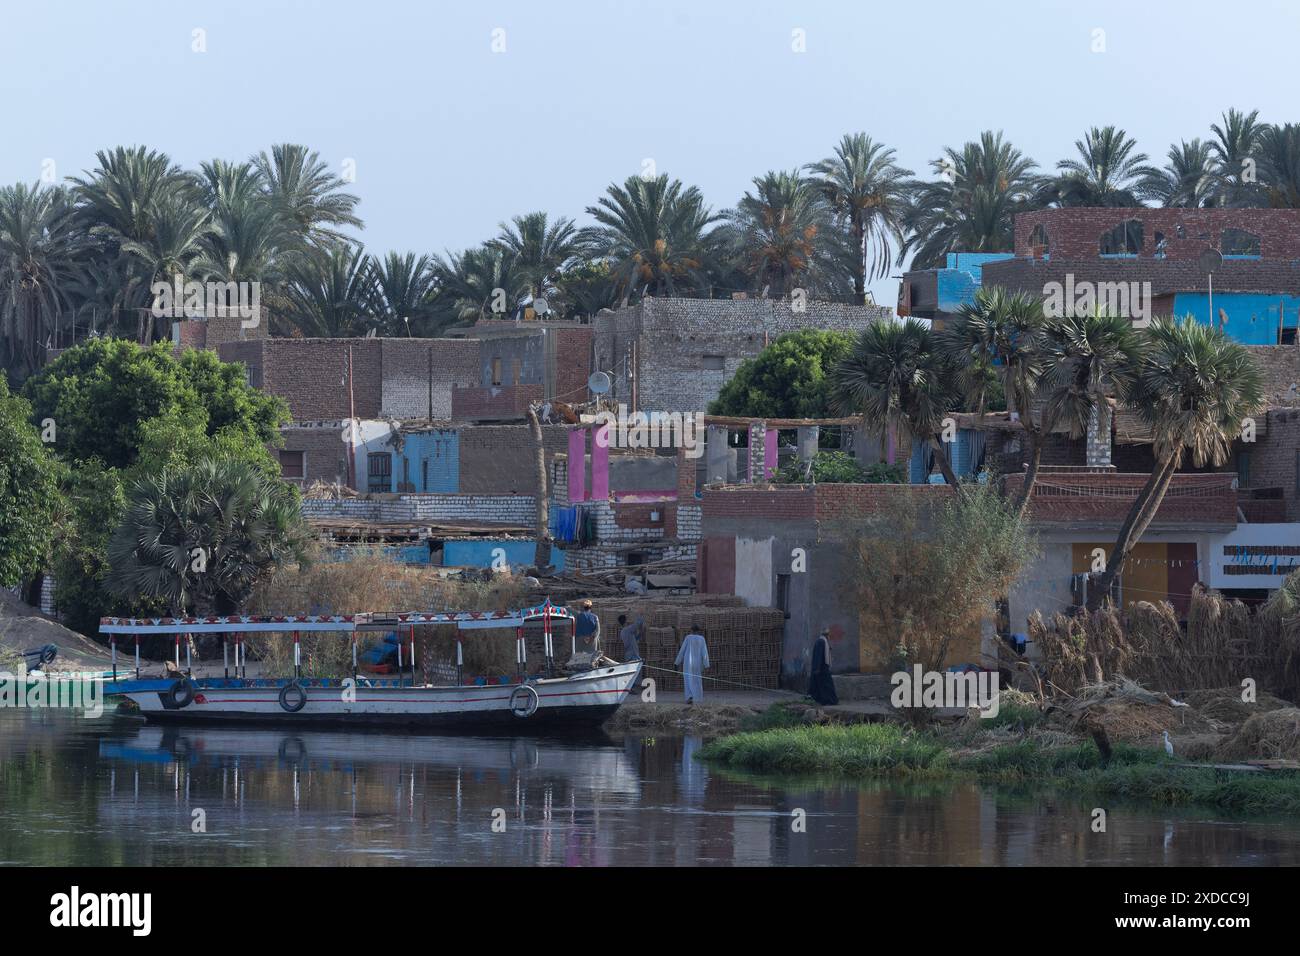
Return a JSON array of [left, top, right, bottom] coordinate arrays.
[[831, 319, 963, 489], [1257, 123, 1300, 208], [254, 143, 361, 249], [107, 457, 311, 616], [433, 245, 529, 323], [0, 379, 62, 587], [1139, 140, 1217, 208], [490, 212, 581, 301], [1210, 108, 1267, 206], [369, 251, 441, 337], [581, 173, 720, 303], [1087, 320, 1263, 610], [901, 131, 1040, 269], [806, 134, 913, 301], [775, 450, 903, 484], [281, 243, 378, 337], [710, 329, 854, 418], [1040, 126, 1156, 207]]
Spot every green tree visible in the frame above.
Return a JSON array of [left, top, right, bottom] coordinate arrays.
[[369, 251, 441, 337], [901, 131, 1040, 269], [1210, 108, 1267, 207], [254, 143, 361, 249], [490, 212, 581, 301], [710, 329, 854, 418], [107, 457, 311, 616], [281, 243, 377, 337], [0, 379, 62, 586], [806, 134, 913, 302], [1041, 126, 1156, 207], [831, 319, 962, 489], [1139, 140, 1217, 208], [1087, 320, 1263, 610], [581, 173, 720, 304]]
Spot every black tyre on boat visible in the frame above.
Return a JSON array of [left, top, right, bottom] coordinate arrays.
[[164, 678, 196, 709], [279, 681, 308, 713]]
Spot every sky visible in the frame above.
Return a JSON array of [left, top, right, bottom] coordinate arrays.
[[2, 0, 1298, 307]]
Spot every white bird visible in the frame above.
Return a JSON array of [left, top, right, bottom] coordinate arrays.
[[1162, 731, 1175, 756]]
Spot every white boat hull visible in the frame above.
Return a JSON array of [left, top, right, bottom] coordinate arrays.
[[111, 662, 643, 730]]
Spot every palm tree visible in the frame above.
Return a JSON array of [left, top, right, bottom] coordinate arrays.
[[1210, 108, 1267, 206], [0, 184, 83, 378], [1043, 126, 1156, 207], [70, 146, 192, 245], [1086, 319, 1263, 610], [580, 174, 720, 304], [900, 131, 1040, 269], [721, 170, 839, 299], [1139, 140, 1217, 208], [490, 212, 580, 301], [281, 244, 377, 337], [433, 245, 529, 323], [942, 288, 1048, 513], [806, 134, 912, 303], [254, 143, 362, 249], [106, 457, 311, 617], [1257, 123, 1300, 208], [371, 251, 441, 336], [831, 318, 963, 490]]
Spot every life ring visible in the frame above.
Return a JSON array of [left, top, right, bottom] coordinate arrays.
[[509, 684, 539, 718], [165, 678, 196, 709], [279, 681, 308, 713]]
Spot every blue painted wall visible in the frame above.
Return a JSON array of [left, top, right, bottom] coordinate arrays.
[[935, 253, 1014, 311], [909, 430, 978, 484], [442, 539, 565, 571], [1171, 293, 1299, 345], [395, 430, 459, 492]]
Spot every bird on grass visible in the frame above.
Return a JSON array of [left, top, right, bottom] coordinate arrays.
[[1162, 730, 1175, 757]]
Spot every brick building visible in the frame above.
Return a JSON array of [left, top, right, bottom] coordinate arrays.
[[217, 337, 480, 420], [592, 297, 890, 414], [450, 321, 594, 420]]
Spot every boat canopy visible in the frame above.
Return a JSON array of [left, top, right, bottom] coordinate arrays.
[[99, 599, 574, 635]]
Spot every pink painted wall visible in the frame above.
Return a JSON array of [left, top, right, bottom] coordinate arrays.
[[567, 429, 586, 502], [591, 424, 610, 500]]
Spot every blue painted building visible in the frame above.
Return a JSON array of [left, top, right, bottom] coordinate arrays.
[[1171, 293, 1300, 346], [900, 253, 1014, 330]]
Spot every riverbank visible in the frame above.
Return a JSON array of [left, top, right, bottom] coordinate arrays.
[[700, 693, 1300, 815]]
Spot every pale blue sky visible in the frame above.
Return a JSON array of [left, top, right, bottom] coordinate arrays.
[[2, 0, 1296, 305]]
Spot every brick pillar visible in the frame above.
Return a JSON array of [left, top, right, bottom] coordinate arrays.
[[675, 446, 697, 499], [706, 425, 730, 484], [748, 421, 767, 483], [1086, 404, 1112, 468]]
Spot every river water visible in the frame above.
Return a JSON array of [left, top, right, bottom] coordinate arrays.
[[2, 710, 1298, 866]]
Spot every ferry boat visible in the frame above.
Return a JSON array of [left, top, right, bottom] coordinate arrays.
[[99, 600, 642, 730]]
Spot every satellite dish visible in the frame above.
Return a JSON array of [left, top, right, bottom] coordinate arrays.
[[1198, 248, 1223, 273], [533, 297, 550, 315], [587, 371, 612, 395]]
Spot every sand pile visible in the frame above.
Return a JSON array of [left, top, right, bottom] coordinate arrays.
[[0, 589, 113, 672]]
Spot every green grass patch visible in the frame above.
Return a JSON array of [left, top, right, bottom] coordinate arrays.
[[700, 723, 1300, 815]]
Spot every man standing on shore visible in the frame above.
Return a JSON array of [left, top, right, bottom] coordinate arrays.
[[618, 614, 642, 661], [675, 624, 710, 704]]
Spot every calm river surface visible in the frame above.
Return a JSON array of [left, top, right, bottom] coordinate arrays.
[[2, 710, 1298, 866]]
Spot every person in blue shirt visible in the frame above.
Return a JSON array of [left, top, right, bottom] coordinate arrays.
[[573, 599, 601, 658]]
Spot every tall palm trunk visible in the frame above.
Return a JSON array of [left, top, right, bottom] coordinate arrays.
[[526, 403, 553, 569], [1013, 428, 1043, 518], [929, 436, 966, 499], [1086, 455, 1179, 611], [851, 213, 866, 305]]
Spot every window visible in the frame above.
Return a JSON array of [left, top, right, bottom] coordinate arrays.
[[1100, 219, 1143, 256], [279, 450, 305, 479], [491, 357, 503, 386], [1237, 450, 1251, 489], [367, 452, 392, 493], [1222, 228, 1261, 257], [702, 354, 725, 370], [1028, 224, 1050, 258], [776, 573, 791, 616]]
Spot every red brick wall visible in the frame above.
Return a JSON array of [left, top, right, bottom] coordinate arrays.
[[451, 384, 544, 421], [554, 327, 594, 403], [813, 483, 954, 521], [1014, 208, 1300, 260], [1007, 472, 1237, 525], [702, 486, 817, 519], [1250, 409, 1300, 519], [612, 502, 670, 530]]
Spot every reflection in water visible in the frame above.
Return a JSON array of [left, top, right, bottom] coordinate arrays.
[[2, 711, 1299, 866]]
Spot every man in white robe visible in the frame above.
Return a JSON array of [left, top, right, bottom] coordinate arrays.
[[674, 626, 710, 704]]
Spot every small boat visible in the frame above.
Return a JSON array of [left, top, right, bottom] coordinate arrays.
[[99, 600, 642, 731]]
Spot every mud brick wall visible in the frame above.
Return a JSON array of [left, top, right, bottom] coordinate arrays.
[[1250, 409, 1300, 519], [1005, 472, 1237, 526], [279, 424, 351, 486], [451, 383, 543, 421], [986, 257, 1300, 298], [457, 424, 570, 495], [592, 297, 888, 414]]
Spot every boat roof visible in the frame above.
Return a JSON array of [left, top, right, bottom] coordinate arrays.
[[99, 600, 573, 635]]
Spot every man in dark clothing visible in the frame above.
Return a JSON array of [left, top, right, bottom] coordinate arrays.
[[807, 630, 838, 706], [573, 599, 600, 658], [617, 614, 641, 661]]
